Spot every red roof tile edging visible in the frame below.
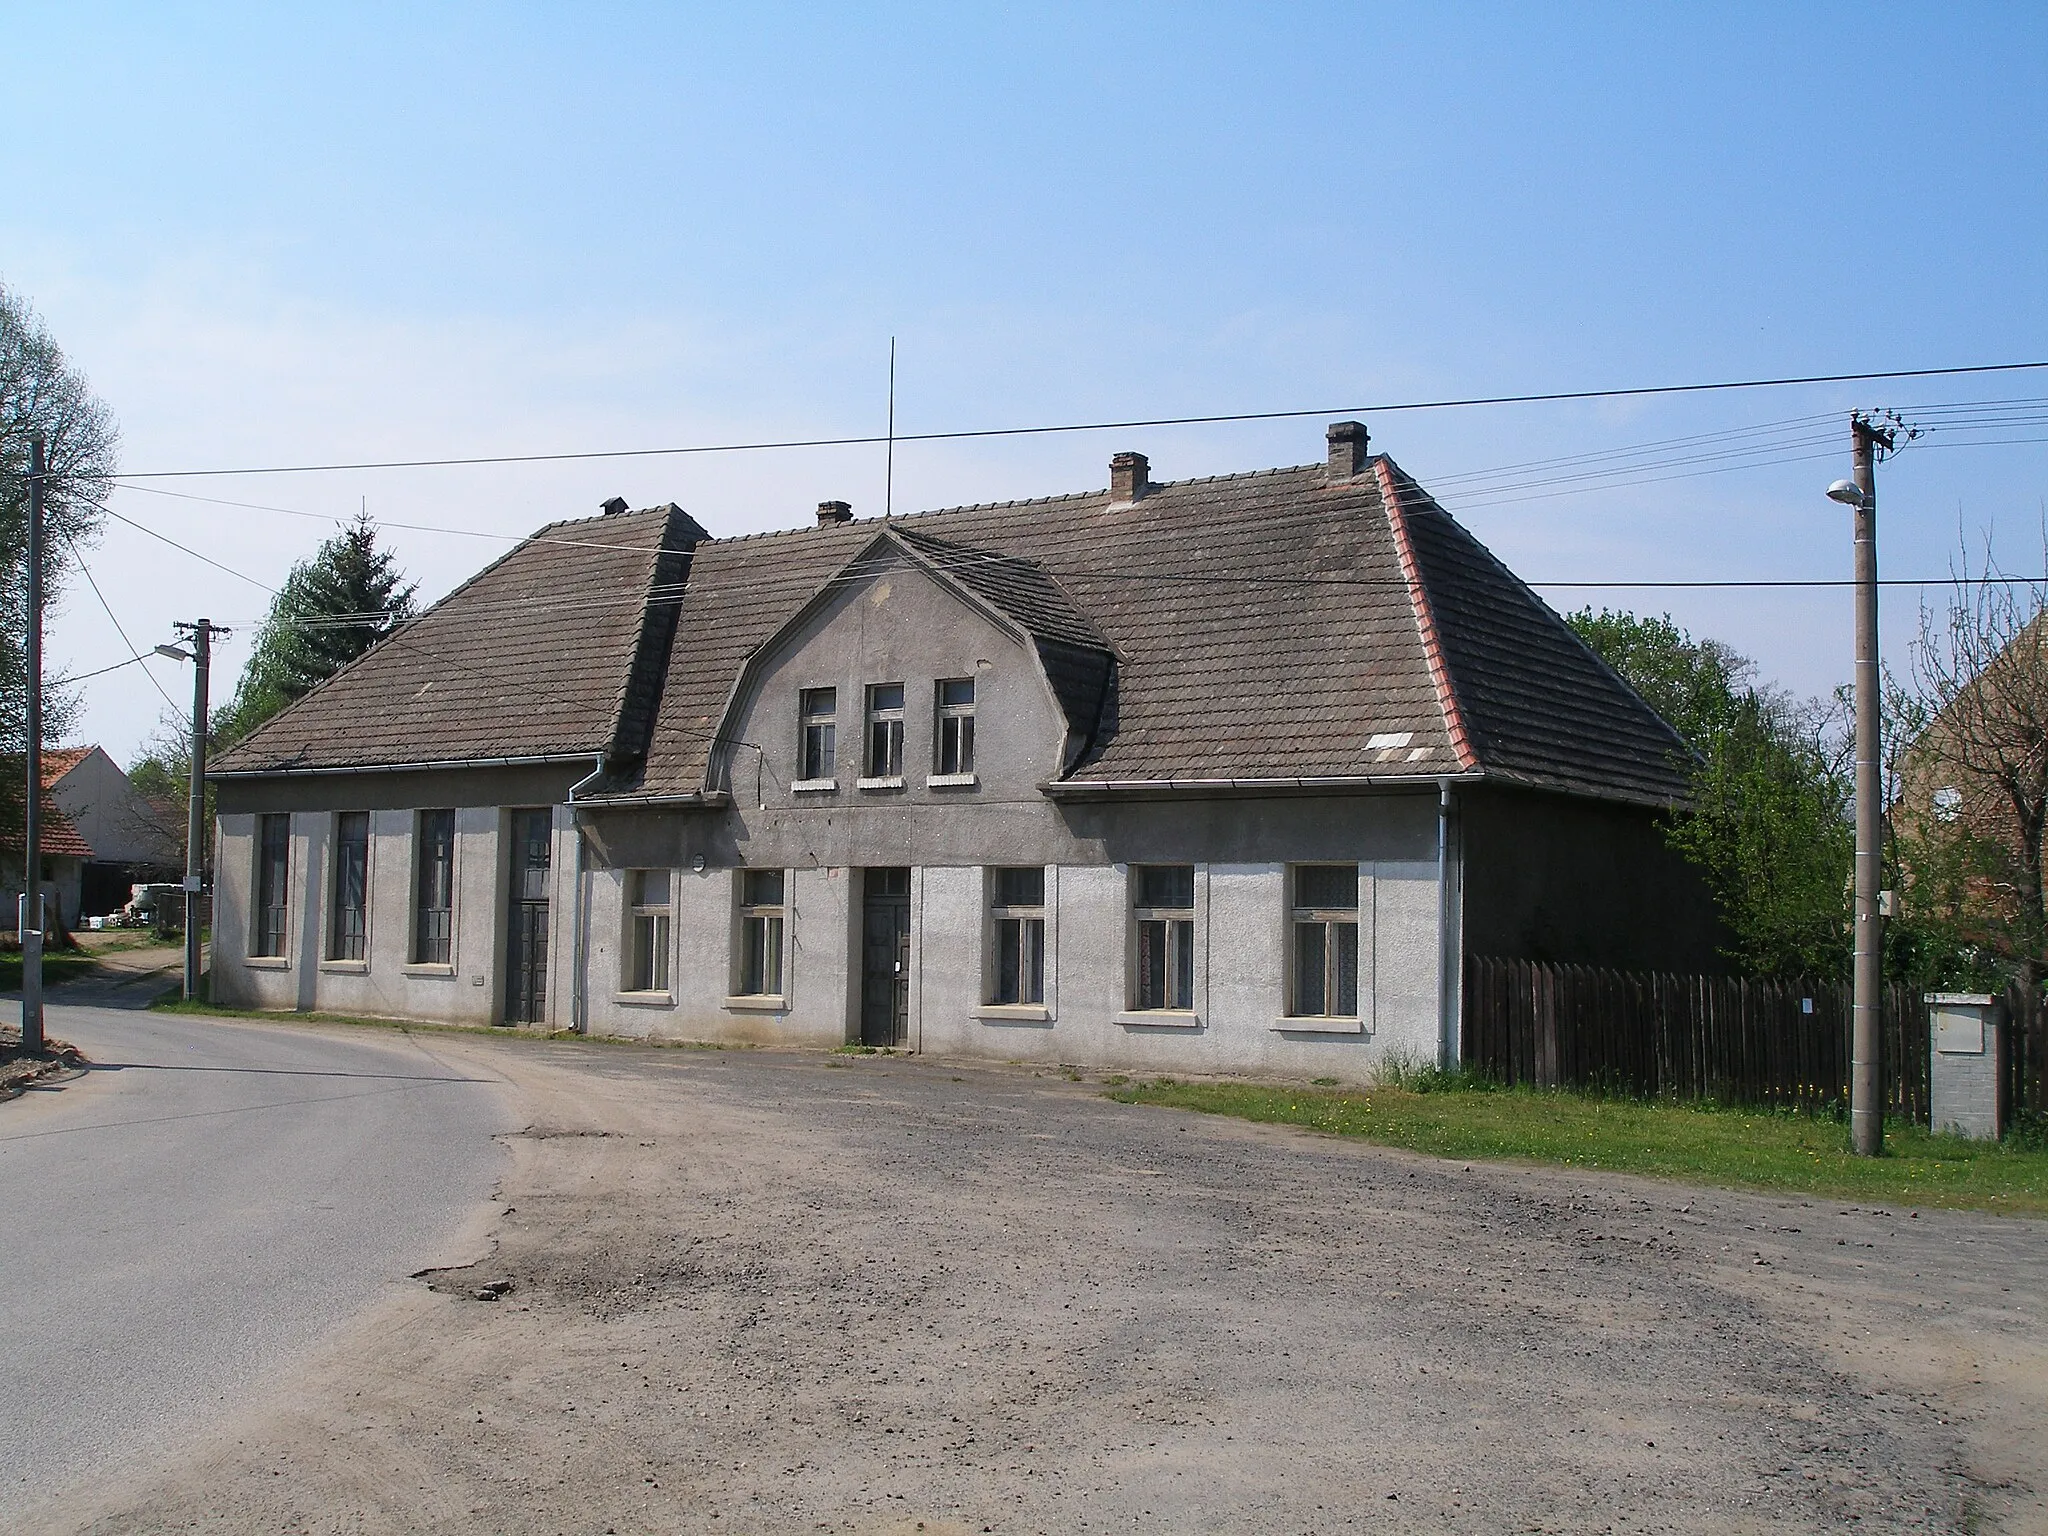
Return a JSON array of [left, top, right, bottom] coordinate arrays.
[[1378, 456, 1478, 772]]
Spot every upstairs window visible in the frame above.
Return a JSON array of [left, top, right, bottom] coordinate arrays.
[[1291, 865, 1358, 1018], [799, 687, 836, 781], [253, 814, 290, 958], [738, 868, 786, 996], [1133, 865, 1195, 1011], [865, 683, 905, 778], [328, 811, 371, 963], [1932, 786, 1962, 823], [626, 869, 672, 993], [413, 809, 455, 965], [935, 678, 976, 776], [990, 866, 1045, 1006]]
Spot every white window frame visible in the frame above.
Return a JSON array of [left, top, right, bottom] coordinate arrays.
[[797, 687, 837, 790], [985, 865, 1047, 1012], [1125, 864, 1199, 1021], [932, 677, 976, 783], [860, 682, 905, 787], [621, 868, 674, 997], [1286, 864, 1361, 1023], [730, 867, 788, 1006]]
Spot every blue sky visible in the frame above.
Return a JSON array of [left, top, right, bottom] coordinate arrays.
[[6, 3, 2045, 762]]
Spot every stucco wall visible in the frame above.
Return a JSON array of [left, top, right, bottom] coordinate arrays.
[[579, 852, 1443, 1082]]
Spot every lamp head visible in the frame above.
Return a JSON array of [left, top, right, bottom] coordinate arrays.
[[154, 644, 194, 662], [1826, 478, 1867, 508]]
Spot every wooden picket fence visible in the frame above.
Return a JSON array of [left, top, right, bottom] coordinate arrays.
[[1461, 955, 1939, 1120]]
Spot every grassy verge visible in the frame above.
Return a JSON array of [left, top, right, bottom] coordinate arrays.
[[0, 950, 101, 991], [1106, 1077, 2048, 1217]]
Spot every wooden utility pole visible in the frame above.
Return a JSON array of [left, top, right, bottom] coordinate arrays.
[[176, 620, 219, 1000], [1848, 412, 1893, 1157], [19, 434, 45, 1052]]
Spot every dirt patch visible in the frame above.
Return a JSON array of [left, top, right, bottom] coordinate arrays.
[[42, 1045, 2048, 1534], [0, 1028, 86, 1100]]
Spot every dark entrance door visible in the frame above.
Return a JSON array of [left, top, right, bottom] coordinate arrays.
[[504, 809, 552, 1024], [860, 867, 911, 1047]]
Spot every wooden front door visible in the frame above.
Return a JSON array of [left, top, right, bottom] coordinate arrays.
[[504, 809, 552, 1024], [860, 868, 911, 1047]]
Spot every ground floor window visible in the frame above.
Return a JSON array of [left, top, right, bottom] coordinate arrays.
[[328, 811, 370, 962], [626, 869, 672, 993], [253, 813, 290, 957], [738, 868, 785, 996], [1291, 864, 1358, 1017], [413, 809, 455, 965], [990, 866, 1045, 1005], [1133, 864, 1195, 1010]]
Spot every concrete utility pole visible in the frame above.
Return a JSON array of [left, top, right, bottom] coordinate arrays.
[[19, 435, 46, 1053], [174, 620, 220, 1001], [1830, 413, 1894, 1157]]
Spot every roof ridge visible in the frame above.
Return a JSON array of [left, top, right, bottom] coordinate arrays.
[[1378, 456, 1479, 772]]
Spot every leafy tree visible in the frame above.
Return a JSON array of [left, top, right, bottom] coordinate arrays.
[[1570, 608, 1854, 978], [214, 513, 417, 746], [1, 284, 120, 859]]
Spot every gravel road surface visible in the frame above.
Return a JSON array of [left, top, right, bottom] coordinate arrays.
[[34, 1035, 2046, 1535], [0, 996, 514, 1528]]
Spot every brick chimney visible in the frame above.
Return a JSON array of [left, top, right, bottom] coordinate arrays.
[[600, 495, 630, 516], [1109, 451, 1150, 504], [816, 499, 854, 527], [1327, 421, 1369, 479]]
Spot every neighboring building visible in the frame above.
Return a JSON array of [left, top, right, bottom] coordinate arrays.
[[1, 787, 92, 932], [208, 425, 1717, 1078], [44, 746, 185, 919], [2, 747, 178, 928]]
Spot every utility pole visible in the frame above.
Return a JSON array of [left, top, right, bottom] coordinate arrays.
[[1831, 413, 1894, 1157], [173, 620, 222, 1001], [19, 435, 45, 1053]]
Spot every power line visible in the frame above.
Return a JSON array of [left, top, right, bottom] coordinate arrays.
[[109, 359, 2048, 479], [61, 536, 182, 712], [97, 501, 281, 593]]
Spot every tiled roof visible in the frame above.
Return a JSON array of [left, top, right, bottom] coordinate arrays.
[[212, 504, 706, 774], [2, 792, 92, 859], [209, 448, 1690, 808], [40, 747, 93, 786]]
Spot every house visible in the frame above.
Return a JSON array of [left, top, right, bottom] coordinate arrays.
[[1894, 611, 2047, 983], [44, 746, 185, 920], [207, 424, 1719, 1078], [1, 786, 93, 933]]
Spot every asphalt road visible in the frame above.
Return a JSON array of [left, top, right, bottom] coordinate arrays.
[[0, 990, 514, 1526]]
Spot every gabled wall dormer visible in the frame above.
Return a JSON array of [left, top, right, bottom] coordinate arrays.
[[709, 529, 1114, 810]]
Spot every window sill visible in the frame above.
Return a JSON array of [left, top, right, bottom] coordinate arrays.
[[319, 960, 370, 976], [925, 772, 978, 789], [792, 778, 838, 793], [615, 990, 677, 1008], [724, 994, 788, 1013], [243, 955, 289, 971], [402, 963, 457, 979], [855, 775, 905, 792], [1115, 1009, 1202, 1030], [975, 1003, 1053, 1025], [1272, 1015, 1366, 1034]]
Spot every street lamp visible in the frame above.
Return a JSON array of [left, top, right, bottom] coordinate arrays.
[[1826, 479, 1866, 510], [153, 623, 226, 1001]]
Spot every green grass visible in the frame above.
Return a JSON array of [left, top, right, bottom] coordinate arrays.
[[1106, 1078, 2048, 1217], [0, 949, 100, 991]]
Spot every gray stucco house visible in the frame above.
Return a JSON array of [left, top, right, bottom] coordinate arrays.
[[208, 423, 1716, 1079]]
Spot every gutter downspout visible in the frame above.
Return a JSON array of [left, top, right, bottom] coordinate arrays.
[[1437, 778, 1461, 1070], [567, 754, 606, 1036]]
